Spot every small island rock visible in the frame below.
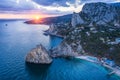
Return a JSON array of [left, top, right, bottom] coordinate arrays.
[[26, 44, 52, 64]]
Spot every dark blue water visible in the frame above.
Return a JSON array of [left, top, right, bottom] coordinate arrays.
[[0, 20, 120, 80]]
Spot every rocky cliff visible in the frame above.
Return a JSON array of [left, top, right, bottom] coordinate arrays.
[[26, 44, 52, 64], [71, 2, 120, 27], [44, 22, 71, 38], [52, 41, 82, 57], [51, 25, 84, 57], [64, 2, 120, 64], [71, 12, 84, 27], [51, 2, 120, 63]]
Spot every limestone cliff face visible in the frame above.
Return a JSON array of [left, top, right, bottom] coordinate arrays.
[[45, 23, 71, 37], [71, 12, 84, 27], [49, 2, 120, 58], [71, 2, 120, 27], [26, 44, 52, 64], [48, 24, 57, 34], [52, 42, 80, 57], [52, 26, 84, 57]]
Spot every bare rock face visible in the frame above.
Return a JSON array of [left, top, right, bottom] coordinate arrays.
[[71, 2, 120, 27], [52, 42, 79, 58], [71, 12, 84, 27], [81, 2, 117, 25], [48, 24, 55, 33], [26, 44, 52, 64]]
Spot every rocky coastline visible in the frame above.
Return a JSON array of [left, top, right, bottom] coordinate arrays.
[[43, 30, 64, 38], [25, 2, 120, 73]]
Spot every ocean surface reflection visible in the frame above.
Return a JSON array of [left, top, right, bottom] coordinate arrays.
[[0, 20, 120, 80]]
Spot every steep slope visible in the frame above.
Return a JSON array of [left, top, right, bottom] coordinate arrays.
[[52, 2, 120, 65], [71, 2, 120, 27]]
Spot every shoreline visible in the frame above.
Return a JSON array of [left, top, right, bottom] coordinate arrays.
[[42, 23, 120, 77], [75, 55, 120, 77], [43, 30, 64, 38]]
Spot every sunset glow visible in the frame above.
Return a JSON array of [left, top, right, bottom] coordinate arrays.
[[0, 0, 119, 19], [34, 15, 40, 20], [0, 14, 58, 19]]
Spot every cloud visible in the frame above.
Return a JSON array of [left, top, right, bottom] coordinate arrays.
[[0, 0, 75, 16], [79, 0, 120, 4], [33, 0, 75, 7], [31, 0, 120, 13], [0, 0, 39, 11], [0, 0, 120, 18]]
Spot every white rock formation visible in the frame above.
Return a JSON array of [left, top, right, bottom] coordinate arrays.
[[71, 12, 84, 27], [48, 24, 55, 33], [72, 2, 120, 27], [26, 44, 52, 64], [52, 42, 78, 57]]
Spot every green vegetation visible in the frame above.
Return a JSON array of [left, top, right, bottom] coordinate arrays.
[[64, 25, 120, 65]]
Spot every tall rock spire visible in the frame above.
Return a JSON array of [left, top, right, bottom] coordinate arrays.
[[71, 12, 84, 27]]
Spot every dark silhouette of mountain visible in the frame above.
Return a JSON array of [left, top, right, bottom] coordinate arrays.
[[25, 14, 72, 24]]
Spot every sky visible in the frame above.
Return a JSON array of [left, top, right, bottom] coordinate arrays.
[[0, 0, 120, 19]]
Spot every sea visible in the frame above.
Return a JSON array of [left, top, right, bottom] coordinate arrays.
[[0, 20, 120, 80]]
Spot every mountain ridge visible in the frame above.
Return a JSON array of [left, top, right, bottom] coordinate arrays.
[[50, 2, 120, 65], [72, 2, 120, 27], [25, 14, 72, 24]]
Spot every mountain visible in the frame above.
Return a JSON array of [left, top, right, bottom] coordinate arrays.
[[51, 2, 120, 65], [71, 2, 120, 27], [25, 14, 72, 24]]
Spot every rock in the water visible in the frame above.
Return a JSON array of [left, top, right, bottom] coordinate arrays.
[[26, 44, 52, 64]]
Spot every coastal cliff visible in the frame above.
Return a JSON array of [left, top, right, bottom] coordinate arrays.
[[26, 2, 120, 64], [71, 12, 84, 27], [51, 41, 82, 58], [49, 2, 120, 64], [44, 22, 71, 38]]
